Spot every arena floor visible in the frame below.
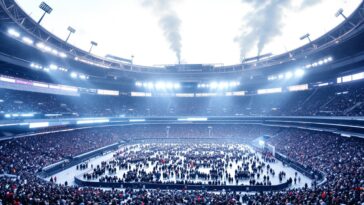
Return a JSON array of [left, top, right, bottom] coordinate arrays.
[[47, 143, 313, 190]]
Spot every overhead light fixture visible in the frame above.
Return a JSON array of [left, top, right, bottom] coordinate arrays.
[[89, 41, 98, 53], [70, 72, 78, 79], [300, 33, 312, 43], [22, 37, 34, 45], [66, 26, 76, 42], [7, 29, 20, 38], [295, 69, 305, 77]]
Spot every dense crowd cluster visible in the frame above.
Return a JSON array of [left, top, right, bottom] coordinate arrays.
[[1, 81, 364, 118], [268, 129, 364, 202], [84, 144, 288, 187], [0, 128, 124, 176], [0, 125, 362, 204]]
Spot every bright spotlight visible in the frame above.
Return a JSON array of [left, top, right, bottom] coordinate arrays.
[[36, 42, 45, 49], [59, 52, 67, 58], [166, 82, 173, 89], [210, 82, 218, 89], [285, 72, 293, 79], [38, 2, 53, 24], [147, 82, 154, 89], [79, 74, 87, 80], [155, 82, 166, 89], [8, 29, 20, 37], [22, 37, 34, 45], [258, 140, 265, 146], [295, 69, 305, 77], [70, 72, 78, 79], [173, 83, 181, 89], [219, 82, 228, 89], [135, 82, 142, 87], [49, 64, 58, 70]]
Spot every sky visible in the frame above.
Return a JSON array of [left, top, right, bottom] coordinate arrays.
[[16, 0, 361, 66]]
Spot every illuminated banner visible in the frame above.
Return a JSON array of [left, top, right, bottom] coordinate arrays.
[[97, 89, 119, 96], [176, 93, 194, 97], [257, 88, 282, 95], [178, 117, 208, 121], [76, 118, 110, 124], [129, 119, 146, 122]]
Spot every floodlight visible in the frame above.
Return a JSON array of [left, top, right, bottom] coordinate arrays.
[[285, 72, 293, 79], [166, 82, 173, 89], [36, 42, 45, 49], [22, 37, 34, 45], [67, 26, 76, 33], [39, 2, 53, 13], [295, 69, 305, 77], [155, 82, 166, 89], [79, 74, 87, 80], [300, 33, 311, 43], [70, 72, 78, 79], [259, 140, 265, 146], [59, 52, 67, 58], [210, 82, 218, 89], [49, 64, 58, 70], [38, 2, 53, 24], [135, 82, 142, 87], [7, 29, 20, 37], [147, 82, 154, 89], [219, 82, 228, 89], [66, 26, 76, 42], [173, 83, 181, 89]]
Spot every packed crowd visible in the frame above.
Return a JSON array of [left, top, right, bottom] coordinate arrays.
[[1, 81, 364, 118], [0, 125, 363, 204], [0, 128, 124, 176], [268, 129, 364, 200], [83, 144, 289, 187]]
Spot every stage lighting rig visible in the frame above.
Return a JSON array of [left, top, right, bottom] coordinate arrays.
[[66, 26, 76, 42], [335, 8, 355, 27]]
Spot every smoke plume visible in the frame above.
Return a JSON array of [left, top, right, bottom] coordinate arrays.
[[142, 0, 182, 63]]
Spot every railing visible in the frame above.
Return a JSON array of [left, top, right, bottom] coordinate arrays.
[[275, 152, 326, 184], [1, 0, 363, 74]]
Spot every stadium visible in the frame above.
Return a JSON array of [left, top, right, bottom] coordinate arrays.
[[0, 0, 364, 204]]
